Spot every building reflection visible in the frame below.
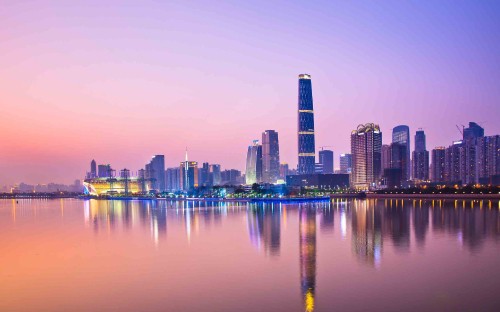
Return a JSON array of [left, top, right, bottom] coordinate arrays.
[[351, 200, 383, 267], [299, 204, 317, 312], [384, 200, 411, 252], [80, 198, 500, 261], [247, 203, 281, 256]]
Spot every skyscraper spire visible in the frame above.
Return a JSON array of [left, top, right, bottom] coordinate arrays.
[[185, 147, 188, 162]]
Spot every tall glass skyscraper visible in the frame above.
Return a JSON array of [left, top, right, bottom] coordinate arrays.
[[297, 74, 316, 174], [262, 130, 280, 184], [392, 125, 410, 180], [246, 140, 263, 185]]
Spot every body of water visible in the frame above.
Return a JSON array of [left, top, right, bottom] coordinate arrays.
[[1, 198, 500, 311]]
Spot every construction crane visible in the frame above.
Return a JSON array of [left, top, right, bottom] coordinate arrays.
[[456, 124, 465, 137]]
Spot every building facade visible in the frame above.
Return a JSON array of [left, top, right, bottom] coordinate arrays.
[[412, 130, 429, 181], [431, 147, 446, 182], [351, 123, 382, 190], [146, 155, 165, 192], [319, 150, 334, 174], [392, 125, 410, 181], [246, 140, 263, 185], [297, 74, 316, 174], [339, 153, 352, 174], [262, 130, 280, 184]]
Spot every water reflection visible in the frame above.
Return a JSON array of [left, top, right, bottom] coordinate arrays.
[[299, 204, 317, 312], [4, 198, 500, 311]]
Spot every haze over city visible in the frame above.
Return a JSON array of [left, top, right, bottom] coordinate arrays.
[[2, 0, 500, 185]]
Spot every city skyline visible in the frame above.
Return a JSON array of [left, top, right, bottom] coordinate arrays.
[[2, 1, 500, 185]]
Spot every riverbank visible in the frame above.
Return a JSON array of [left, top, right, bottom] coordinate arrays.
[[366, 193, 500, 200]]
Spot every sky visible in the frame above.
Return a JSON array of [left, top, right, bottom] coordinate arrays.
[[1, 0, 500, 185]]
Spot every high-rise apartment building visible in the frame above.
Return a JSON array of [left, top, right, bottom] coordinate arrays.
[[477, 135, 500, 183], [319, 150, 334, 174], [392, 125, 411, 180], [297, 74, 316, 174], [339, 153, 352, 174], [463, 122, 484, 141], [351, 123, 382, 190], [431, 147, 446, 182], [262, 130, 280, 184], [412, 130, 429, 181], [246, 140, 263, 185]]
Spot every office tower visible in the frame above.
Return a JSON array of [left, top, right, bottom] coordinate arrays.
[[98, 164, 112, 178], [262, 130, 280, 183], [297, 74, 316, 174], [246, 140, 263, 184], [385, 142, 407, 186], [392, 125, 411, 180], [351, 123, 382, 190], [319, 150, 334, 174], [431, 147, 446, 182], [166, 167, 181, 192], [180, 154, 199, 191], [314, 163, 323, 173], [381, 144, 391, 172], [463, 122, 484, 141], [146, 155, 166, 192], [477, 135, 500, 183], [210, 164, 222, 186], [412, 130, 429, 181], [90, 160, 97, 178], [339, 153, 352, 174]]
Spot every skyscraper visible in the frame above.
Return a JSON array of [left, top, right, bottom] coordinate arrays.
[[279, 163, 289, 180], [180, 152, 198, 192], [246, 140, 263, 185], [166, 167, 181, 192], [262, 130, 280, 184], [351, 123, 382, 190], [318, 150, 334, 174], [463, 122, 484, 141], [90, 160, 97, 178], [297, 74, 316, 174], [146, 155, 166, 192], [210, 164, 222, 186], [431, 147, 446, 182], [477, 135, 500, 183], [387, 142, 407, 185], [392, 125, 410, 180], [412, 129, 429, 181], [339, 153, 352, 174], [381, 144, 391, 172]]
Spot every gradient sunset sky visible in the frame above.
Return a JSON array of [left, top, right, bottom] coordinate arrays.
[[1, 1, 500, 185]]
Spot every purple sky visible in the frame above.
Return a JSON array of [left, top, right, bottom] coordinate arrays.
[[1, 1, 500, 184]]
